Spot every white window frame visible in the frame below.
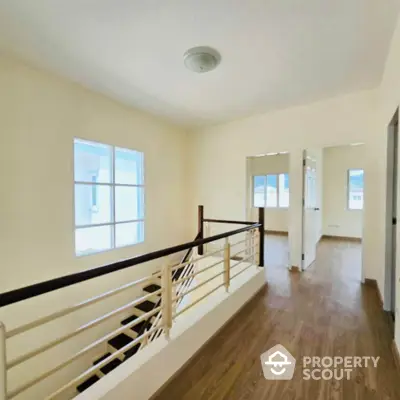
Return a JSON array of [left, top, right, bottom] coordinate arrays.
[[74, 138, 145, 256], [252, 173, 289, 208], [347, 168, 364, 211]]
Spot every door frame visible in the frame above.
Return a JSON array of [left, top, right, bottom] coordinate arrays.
[[384, 107, 399, 313], [301, 150, 319, 271]]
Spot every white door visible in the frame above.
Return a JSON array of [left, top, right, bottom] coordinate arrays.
[[385, 109, 399, 325], [302, 151, 319, 270]]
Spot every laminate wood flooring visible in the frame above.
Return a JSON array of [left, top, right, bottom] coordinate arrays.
[[154, 238, 399, 400]]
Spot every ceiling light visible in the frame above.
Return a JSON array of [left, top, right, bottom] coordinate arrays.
[[184, 46, 221, 73]]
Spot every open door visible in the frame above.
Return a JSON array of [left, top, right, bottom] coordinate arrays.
[[302, 150, 319, 270], [385, 108, 399, 333]]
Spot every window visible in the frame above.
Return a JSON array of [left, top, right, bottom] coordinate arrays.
[[253, 173, 289, 208], [74, 138, 144, 256], [347, 169, 364, 210], [253, 176, 266, 207]]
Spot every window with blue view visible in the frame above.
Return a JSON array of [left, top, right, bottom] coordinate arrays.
[[253, 173, 289, 208], [74, 138, 145, 256], [348, 169, 364, 210]]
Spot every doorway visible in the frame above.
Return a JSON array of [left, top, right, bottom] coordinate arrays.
[[384, 108, 399, 330], [301, 149, 320, 270], [301, 145, 364, 280], [246, 152, 290, 270]]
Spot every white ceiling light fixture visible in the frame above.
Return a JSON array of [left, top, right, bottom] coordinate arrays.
[[184, 46, 221, 73]]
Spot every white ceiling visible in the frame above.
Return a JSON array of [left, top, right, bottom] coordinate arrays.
[[0, 1, 398, 127]]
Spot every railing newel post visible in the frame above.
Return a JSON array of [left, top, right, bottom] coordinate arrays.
[[198, 205, 204, 255], [0, 322, 6, 400], [161, 262, 173, 340], [224, 238, 231, 292], [258, 207, 265, 267]]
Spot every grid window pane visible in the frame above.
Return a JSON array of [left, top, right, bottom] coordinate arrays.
[[74, 139, 112, 183], [115, 148, 144, 185], [266, 175, 278, 207], [253, 176, 266, 207], [74, 138, 145, 256], [116, 221, 144, 248], [75, 226, 112, 255], [279, 173, 289, 207], [348, 169, 364, 210], [115, 186, 144, 222], [75, 184, 112, 226]]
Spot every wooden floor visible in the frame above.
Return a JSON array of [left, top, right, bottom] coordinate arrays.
[[154, 238, 399, 400], [264, 233, 289, 270]]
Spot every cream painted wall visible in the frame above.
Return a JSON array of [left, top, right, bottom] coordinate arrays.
[[191, 89, 376, 270], [378, 14, 400, 349], [322, 145, 365, 238], [247, 154, 289, 232], [0, 54, 190, 398]]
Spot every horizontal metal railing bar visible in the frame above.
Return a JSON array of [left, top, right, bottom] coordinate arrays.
[[0, 223, 260, 308], [230, 254, 256, 270], [44, 325, 160, 400], [170, 247, 223, 272], [230, 248, 248, 258], [230, 241, 258, 260], [74, 181, 145, 188], [172, 271, 225, 302], [7, 289, 162, 369], [231, 262, 255, 280], [76, 218, 145, 229], [172, 259, 225, 286], [230, 238, 249, 248], [174, 282, 226, 318], [203, 218, 255, 225], [7, 275, 156, 338], [8, 307, 162, 399]]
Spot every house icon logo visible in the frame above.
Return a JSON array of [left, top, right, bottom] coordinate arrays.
[[260, 344, 296, 380]]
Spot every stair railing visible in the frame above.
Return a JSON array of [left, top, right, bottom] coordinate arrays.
[[139, 232, 201, 348], [0, 206, 264, 400]]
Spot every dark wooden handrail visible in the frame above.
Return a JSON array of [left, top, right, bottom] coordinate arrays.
[[203, 218, 255, 225], [0, 223, 260, 308]]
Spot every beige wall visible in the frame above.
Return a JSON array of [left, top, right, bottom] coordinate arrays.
[[0, 54, 190, 398], [190, 89, 376, 271], [247, 154, 289, 232], [190, 10, 400, 349], [378, 14, 400, 349], [0, 54, 190, 292], [322, 145, 365, 238]]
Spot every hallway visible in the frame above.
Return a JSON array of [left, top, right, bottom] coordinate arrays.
[[154, 239, 399, 399]]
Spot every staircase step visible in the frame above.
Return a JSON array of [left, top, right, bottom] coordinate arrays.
[[93, 353, 122, 375], [132, 320, 152, 334], [124, 343, 141, 359], [143, 283, 161, 294], [121, 314, 153, 334], [108, 333, 133, 350], [121, 314, 138, 326], [76, 374, 100, 393], [136, 300, 156, 313]]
